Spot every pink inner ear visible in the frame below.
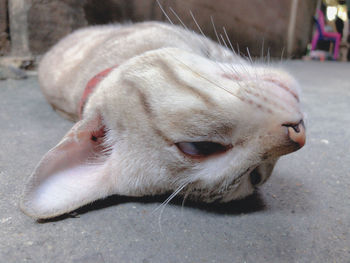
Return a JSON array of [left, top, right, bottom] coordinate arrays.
[[78, 65, 117, 119], [21, 116, 113, 219]]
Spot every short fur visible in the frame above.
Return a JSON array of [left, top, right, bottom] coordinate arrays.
[[20, 22, 305, 219]]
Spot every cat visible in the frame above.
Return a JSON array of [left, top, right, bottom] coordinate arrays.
[[20, 21, 305, 219]]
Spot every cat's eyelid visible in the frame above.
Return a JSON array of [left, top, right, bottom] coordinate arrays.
[[175, 141, 232, 159]]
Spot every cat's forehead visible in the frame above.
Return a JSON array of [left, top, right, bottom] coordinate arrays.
[[96, 47, 302, 133], [122, 48, 300, 100], [116, 48, 242, 98]]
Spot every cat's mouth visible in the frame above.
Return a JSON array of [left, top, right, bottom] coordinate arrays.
[[185, 165, 259, 203], [249, 167, 263, 186], [233, 166, 263, 187]]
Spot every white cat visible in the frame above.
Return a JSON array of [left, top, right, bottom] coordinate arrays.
[[20, 21, 305, 219]]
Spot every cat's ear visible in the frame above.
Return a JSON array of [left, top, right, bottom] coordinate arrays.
[[20, 115, 113, 219]]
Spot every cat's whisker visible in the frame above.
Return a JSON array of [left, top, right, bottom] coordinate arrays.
[[189, 11, 205, 39], [153, 182, 188, 214], [246, 47, 253, 65], [239, 47, 255, 81], [231, 43, 252, 82], [156, 0, 174, 25], [247, 47, 261, 90], [180, 189, 190, 218], [168, 6, 214, 60], [169, 7, 189, 30], [167, 9, 230, 88], [189, 12, 248, 93], [236, 43, 241, 57], [157, 8, 249, 102], [228, 48, 253, 96], [210, 16, 242, 78], [188, 11, 213, 58], [222, 30, 252, 88], [260, 38, 265, 63], [280, 47, 285, 63], [217, 39, 248, 92], [170, 6, 213, 60], [210, 16, 222, 46], [214, 26, 249, 89], [157, 7, 247, 100], [170, 54, 244, 100], [218, 33, 242, 78], [222, 27, 238, 57], [153, 182, 188, 233], [220, 34, 229, 52], [208, 17, 242, 84]]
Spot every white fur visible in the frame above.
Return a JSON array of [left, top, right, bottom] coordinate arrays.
[[20, 22, 305, 219]]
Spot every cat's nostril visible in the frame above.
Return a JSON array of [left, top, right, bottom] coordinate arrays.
[[282, 120, 306, 148]]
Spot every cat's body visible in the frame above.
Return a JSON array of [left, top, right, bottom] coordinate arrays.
[[21, 22, 305, 219]]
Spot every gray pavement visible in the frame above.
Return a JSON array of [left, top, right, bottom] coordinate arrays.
[[0, 61, 349, 262]]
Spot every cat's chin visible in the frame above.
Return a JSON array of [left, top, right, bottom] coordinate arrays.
[[181, 157, 277, 203], [182, 170, 252, 203]]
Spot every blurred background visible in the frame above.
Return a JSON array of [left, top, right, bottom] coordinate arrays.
[[1, 2, 350, 262], [0, 0, 349, 75]]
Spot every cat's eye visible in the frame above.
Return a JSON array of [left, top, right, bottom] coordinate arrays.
[[175, 141, 232, 158]]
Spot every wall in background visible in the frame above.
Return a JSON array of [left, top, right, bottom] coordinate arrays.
[[0, 0, 10, 55], [0, 0, 318, 59]]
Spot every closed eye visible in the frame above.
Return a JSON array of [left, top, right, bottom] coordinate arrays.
[[175, 141, 232, 158]]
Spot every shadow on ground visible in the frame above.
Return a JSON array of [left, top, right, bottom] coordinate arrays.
[[39, 191, 266, 223]]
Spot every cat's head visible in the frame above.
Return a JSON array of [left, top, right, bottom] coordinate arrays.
[[21, 48, 305, 219]]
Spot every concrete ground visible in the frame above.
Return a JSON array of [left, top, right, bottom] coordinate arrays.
[[0, 61, 349, 263]]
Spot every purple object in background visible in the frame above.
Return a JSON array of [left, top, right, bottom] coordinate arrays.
[[311, 9, 341, 60]]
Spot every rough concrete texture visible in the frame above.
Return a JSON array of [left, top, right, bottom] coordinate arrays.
[[0, 61, 349, 262]]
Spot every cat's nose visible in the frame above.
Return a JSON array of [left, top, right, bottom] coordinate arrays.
[[283, 120, 306, 148]]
